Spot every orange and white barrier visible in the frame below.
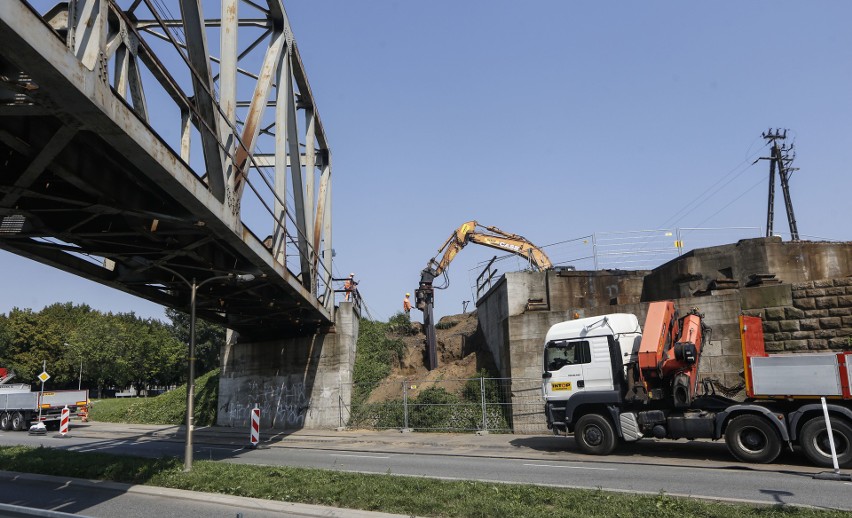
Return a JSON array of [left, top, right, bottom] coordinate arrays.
[[59, 405, 70, 436], [249, 404, 260, 448]]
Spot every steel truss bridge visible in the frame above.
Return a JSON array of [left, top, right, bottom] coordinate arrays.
[[0, 0, 334, 338]]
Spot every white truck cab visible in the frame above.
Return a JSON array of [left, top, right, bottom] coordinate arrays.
[[542, 313, 642, 402]]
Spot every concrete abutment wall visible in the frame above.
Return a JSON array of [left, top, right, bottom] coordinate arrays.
[[217, 302, 358, 430]]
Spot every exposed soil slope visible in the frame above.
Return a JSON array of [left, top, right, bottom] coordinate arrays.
[[366, 312, 496, 402]]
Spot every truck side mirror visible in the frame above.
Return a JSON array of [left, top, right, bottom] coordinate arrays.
[[542, 372, 552, 379]]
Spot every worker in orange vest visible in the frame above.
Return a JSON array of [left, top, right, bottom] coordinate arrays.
[[344, 273, 356, 301], [403, 293, 413, 317]]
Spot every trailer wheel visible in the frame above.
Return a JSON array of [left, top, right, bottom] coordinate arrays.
[[799, 416, 852, 468], [574, 413, 617, 455], [11, 412, 26, 431], [0, 412, 11, 431], [725, 414, 781, 464]]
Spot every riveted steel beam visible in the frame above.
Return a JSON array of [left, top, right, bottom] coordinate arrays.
[[179, 0, 226, 203], [0, 1, 334, 335]]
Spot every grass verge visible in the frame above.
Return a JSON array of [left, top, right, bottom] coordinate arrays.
[[88, 369, 219, 426], [0, 446, 845, 518]]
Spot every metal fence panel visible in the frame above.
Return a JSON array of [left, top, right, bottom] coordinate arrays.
[[469, 226, 763, 296], [341, 377, 546, 433]]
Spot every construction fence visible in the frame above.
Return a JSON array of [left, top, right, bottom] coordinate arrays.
[[337, 377, 546, 433], [470, 226, 763, 298]]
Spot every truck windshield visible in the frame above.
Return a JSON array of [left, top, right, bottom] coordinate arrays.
[[545, 340, 591, 371]]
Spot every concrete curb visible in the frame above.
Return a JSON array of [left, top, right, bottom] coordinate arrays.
[[0, 470, 418, 518]]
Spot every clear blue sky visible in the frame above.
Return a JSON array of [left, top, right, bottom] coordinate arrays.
[[2, 1, 851, 324]]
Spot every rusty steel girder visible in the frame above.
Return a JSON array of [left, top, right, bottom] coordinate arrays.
[[0, 0, 334, 337]]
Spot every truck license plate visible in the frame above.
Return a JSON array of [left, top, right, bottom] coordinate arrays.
[[551, 381, 572, 391]]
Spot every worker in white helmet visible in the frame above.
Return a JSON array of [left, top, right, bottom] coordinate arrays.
[[403, 292, 413, 317], [344, 273, 356, 302]]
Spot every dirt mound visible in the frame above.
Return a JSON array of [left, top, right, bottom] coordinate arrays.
[[366, 311, 496, 403]]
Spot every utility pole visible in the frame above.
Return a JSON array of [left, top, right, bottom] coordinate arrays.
[[760, 129, 800, 241]]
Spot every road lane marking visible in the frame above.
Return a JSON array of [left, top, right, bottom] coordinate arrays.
[[523, 463, 616, 471], [203, 446, 247, 453], [330, 454, 391, 459]]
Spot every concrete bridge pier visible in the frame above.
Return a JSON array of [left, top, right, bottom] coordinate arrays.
[[217, 304, 359, 430]]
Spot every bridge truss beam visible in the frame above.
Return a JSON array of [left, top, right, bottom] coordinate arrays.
[[0, 0, 335, 337]]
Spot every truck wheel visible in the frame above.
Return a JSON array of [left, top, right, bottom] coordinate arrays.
[[0, 412, 11, 431], [574, 413, 617, 455], [11, 412, 26, 431], [725, 414, 781, 464], [799, 416, 852, 468]]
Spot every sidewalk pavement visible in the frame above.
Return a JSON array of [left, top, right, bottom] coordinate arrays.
[[73, 421, 585, 462]]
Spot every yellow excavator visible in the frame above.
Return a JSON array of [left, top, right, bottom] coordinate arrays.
[[415, 220, 552, 369]]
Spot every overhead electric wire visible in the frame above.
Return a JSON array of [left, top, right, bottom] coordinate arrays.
[[693, 174, 768, 228], [657, 141, 768, 229]]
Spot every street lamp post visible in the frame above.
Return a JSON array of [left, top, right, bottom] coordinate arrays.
[[168, 272, 255, 472], [131, 257, 255, 472]]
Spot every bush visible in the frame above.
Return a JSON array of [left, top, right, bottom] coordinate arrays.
[[352, 319, 405, 407], [367, 400, 406, 429], [387, 312, 418, 336], [461, 370, 504, 403], [89, 369, 219, 426]]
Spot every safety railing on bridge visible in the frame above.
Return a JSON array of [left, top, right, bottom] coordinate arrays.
[[339, 377, 545, 433], [332, 276, 362, 316]]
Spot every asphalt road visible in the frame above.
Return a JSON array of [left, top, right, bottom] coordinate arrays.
[[0, 423, 851, 513], [0, 475, 287, 518]]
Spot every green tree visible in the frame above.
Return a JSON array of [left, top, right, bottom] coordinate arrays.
[[47, 303, 94, 387], [0, 303, 191, 396], [0, 303, 95, 387], [121, 315, 185, 393], [70, 311, 188, 397], [70, 311, 124, 397], [165, 308, 225, 375], [0, 307, 63, 385]]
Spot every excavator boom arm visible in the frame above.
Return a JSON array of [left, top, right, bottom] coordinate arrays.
[[415, 220, 552, 371], [467, 234, 553, 270], [427, 220, 552, 277]]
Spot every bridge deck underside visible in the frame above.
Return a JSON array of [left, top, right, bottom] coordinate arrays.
[[0, 5, 329, 339]]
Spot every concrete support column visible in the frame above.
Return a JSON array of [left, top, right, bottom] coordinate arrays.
[[217, 303, 358, 429]]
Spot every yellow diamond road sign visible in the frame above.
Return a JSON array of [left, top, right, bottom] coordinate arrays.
[[38, 371, 50, 383]]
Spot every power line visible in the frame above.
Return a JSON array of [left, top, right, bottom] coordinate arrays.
[[694, 174, 767, 228], [658, 143, 768, 229]]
